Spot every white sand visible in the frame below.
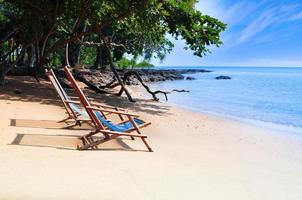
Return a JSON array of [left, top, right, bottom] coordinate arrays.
[[0, 76, 302, 200]]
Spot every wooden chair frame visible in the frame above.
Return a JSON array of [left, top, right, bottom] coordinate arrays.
[[46, 69, 127, 129], [63, 66, 153, 152]]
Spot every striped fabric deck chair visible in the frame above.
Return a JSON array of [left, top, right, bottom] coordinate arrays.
[[46, 69, 126, 128], [64, 66, 153, 152], [46, 69, 91, 127]]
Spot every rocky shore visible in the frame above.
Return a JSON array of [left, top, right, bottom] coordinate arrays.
[[54, 68, 212, 88]]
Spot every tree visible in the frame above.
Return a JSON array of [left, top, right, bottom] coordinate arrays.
[[0, 0, 226, 101]]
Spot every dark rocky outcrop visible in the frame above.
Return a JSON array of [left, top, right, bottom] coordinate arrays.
[[178, 69, 212, 74], [53, 68, 211, 88], [49, 68, 211, 100], [13, 89, 22, 94], [215, 75, 232, 80], [186, 76, 196, 80]]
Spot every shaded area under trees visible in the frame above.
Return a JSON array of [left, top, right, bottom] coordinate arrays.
[[0, 0, 226, 101]]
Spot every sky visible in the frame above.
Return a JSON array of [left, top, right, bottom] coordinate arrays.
[[152, 0, 302, 67]]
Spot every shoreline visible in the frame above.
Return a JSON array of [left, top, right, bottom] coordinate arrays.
[[167, 102, 302, 136], [143, 66, 302, 136], [1, 76, 302, 199], [135, 84, 302, 137]]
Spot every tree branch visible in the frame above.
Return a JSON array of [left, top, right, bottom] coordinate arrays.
[[123, 71, 189, 101]]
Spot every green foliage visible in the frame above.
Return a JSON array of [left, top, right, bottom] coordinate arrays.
[[80, 47, 97, 67], [135, 60, 154, 68], [117, 57, 135, 69], [117, 57, 154, 69], [1, 0, 226, 72]]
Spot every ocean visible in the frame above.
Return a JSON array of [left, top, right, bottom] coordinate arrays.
[[151, 67, 302, 134]]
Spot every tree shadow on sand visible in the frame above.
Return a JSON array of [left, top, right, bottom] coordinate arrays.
[[1, 76, 172, 116]]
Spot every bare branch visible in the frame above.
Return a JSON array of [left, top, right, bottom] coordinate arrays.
[[123, 71, 189, 101]]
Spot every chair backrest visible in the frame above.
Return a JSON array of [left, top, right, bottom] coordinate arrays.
[[48, 69, 86, 119], [47, 69, 75, 117], [64, 66, 105, 129], [49, 69, 70, 100], [49, 70, 69, 100], [50, 69, 88, 115]]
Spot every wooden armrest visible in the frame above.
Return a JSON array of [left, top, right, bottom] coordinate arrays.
[[64, 100, 82, 105], [100, 130, 147, 138], [90, 102, 126, 111], [86, 106, 139, 117], [70, 96, 94, 101]]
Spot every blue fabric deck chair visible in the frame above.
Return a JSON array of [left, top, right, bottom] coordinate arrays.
[[64, 66, 153, 152]]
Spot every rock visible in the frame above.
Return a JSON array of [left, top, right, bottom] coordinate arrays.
[[13, 89, 22, 94], [51, 68, 213, 94], [179, 69, 212, 73], [186, 76, 196, 80], [215, 76, 232, 80]]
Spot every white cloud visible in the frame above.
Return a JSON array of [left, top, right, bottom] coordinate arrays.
[[196, 0, 256, 26], [239, 8, 277, 43], [239, 4, 302, 43], [153, 0, 302, 67], [290, 11, 302, 20]]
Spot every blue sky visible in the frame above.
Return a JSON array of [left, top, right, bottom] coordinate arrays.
[[153, 0, 302, 67]]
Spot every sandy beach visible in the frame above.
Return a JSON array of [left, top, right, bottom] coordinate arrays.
[[1, 76, 302, 200]]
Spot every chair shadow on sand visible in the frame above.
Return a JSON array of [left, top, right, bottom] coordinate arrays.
[[10, 119, 93, 130], [10, 133, 146, 152]]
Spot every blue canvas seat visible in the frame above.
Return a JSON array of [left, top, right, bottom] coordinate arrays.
[[95, 111, 144, 132]]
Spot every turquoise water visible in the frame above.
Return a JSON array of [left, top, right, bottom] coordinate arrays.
[[152, 67, 302, 134]]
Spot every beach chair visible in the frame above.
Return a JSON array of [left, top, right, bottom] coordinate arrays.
[[64, 66, 153, 152], [46, 68, 91, 128], [46, 69, 127, 128]]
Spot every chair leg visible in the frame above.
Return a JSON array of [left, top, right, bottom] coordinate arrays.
[[57, 116, 72, 123], [78, 135, 117, 150], [141, 137, 153, 152], [78, 134, 153, 152], [127, 116, 153, 151], [80, 130, 98, 139], [78, 136, 95, 150], [64, 120, 82, 129], [87, 136, 98, 150]]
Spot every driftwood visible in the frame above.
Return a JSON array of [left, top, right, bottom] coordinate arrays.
[[57, 46, 195, 101], [74, 73, 106, 94], [65, 69, 189, 101], [74, 72, 119, 94], [123, 71, 189, 101]]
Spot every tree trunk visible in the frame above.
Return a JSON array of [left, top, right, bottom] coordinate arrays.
[[99, 31, 135, 102], [68, 43, 81, 67], [16, 48, 26, 67], [93, 47, 101, 69], [0, 72, 5, 87], [0, 63, 12, 87], [0, 74, 5, 87], [26, 45, 36, 74], [68, 23, 86, 67]]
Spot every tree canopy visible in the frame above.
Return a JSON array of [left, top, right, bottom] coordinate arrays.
[[0, 0, 226, 100]]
